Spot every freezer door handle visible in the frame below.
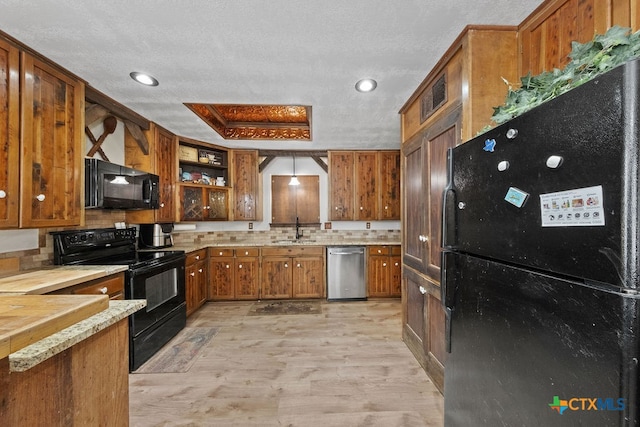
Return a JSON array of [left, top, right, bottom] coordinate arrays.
[[441, 250, 456, 353], [442, 147, 457, 249]]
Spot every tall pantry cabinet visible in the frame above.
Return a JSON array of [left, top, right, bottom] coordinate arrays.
[[399, 26, 519, 392]]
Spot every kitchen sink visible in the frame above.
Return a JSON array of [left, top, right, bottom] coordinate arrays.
[[272, 239, 316, 244]]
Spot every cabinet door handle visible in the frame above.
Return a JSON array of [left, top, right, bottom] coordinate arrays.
[[219, 251, 223, 256], [198, 268, 203, 273], [419, 286, 427, 295], [360, 206, 363, 210], [284, 263, 289, 268], [99, 287, 108, 294], [160, 202, 165, 208], [190, 272, 195, 277], [225, 264, 230, 269], [195, 255, 200, 260], [238, 264, 243, 269], [394, 262, 399, 266], [0, 190, 6, 198], [382, 262, 387, 267], [36, 194, 45, 202], [297, 263, 301, 268]]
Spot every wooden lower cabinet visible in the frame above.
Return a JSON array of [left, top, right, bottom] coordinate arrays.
[[261, 246, 324, 299], [185, 249, 207, 316], [0, 318, 129, 426], [402, 267, 446, 393], [367, 245, 401, 297], [208, 247, 260, 301], [48, 272, 125, 300]]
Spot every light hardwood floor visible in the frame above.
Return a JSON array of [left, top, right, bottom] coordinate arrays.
[[129, 300, 444, 426]]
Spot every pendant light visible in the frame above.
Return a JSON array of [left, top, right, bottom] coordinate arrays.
[[289, 154, 300, 186]]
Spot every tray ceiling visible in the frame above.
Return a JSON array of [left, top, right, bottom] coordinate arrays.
[[185, 104, 311, 140]]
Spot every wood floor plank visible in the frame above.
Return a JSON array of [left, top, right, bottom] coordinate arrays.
[[129, 300, 444, 426]]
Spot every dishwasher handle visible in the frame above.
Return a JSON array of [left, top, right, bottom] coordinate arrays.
[[328, 248, 365, 255]]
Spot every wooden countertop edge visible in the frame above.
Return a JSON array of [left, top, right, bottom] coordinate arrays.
[[8, 299, 146, 372], [0, 265, 129, 295]]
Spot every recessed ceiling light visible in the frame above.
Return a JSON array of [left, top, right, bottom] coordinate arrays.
[[355, 78, 377, 92], [130, 71, 159, 86]]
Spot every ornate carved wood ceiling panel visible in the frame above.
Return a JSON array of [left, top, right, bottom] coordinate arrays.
[[184, 103, 312, 141]]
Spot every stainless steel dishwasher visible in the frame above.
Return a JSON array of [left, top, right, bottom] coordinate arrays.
[[326, 246, 366, 300]]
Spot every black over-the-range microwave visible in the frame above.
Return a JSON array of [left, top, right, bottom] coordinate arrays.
[[85, 158, 160, 210]]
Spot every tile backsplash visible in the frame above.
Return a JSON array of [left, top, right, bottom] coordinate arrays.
[[0, 208, 399, 272]]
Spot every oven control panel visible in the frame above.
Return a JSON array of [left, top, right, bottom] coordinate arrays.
[[51, 227, 137, 251]]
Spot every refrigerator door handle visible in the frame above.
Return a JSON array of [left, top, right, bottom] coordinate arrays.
[[442, 147, 457, 249], [441, 250, 456, 353]]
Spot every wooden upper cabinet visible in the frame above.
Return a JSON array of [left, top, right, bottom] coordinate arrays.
[[354, 152, 377, 221], [328, 151, 354, 220], [329, 150, 400, 221], [126, 123, 176, 224], [0, 38, 19, 228], [271, 175, 319, 225], [231, 150, 260, 221], [20, 52, 84, 228], [400, 26, 518, 144], [155, 127, 176, 222], [519, 0, 640, 77], [378, 151, 400, 220]]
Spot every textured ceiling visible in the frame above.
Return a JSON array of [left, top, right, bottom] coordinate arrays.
[[0, 0, 543, 150]]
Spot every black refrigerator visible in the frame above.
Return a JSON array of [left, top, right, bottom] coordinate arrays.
[[441, 58, 640, 426]]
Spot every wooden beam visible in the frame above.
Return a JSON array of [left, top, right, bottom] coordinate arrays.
[[124, 121, 150, 155], [311, 155, 328, 173], [258, 150, 327, 157], [84, 103, 110, 127], [258, 150, 328, 172], [258, 155, 276, 173], [85, 85, 150, 130]]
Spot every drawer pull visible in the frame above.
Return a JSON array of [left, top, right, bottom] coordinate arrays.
[[238, 264, 243, 269], [198, 268, 203, 273], [195, 255, 200, 260], [190, 272, 195, 277], [36, 194, 46, 202], [99, 287, 108, 294], [419, 286, 427, 295]]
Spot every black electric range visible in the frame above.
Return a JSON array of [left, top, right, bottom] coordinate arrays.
[[50, 227, 187, 371]]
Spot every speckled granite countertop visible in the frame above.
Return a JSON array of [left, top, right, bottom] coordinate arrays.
[[9, 299, 146, 372], [173, 241, 401, 254]]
